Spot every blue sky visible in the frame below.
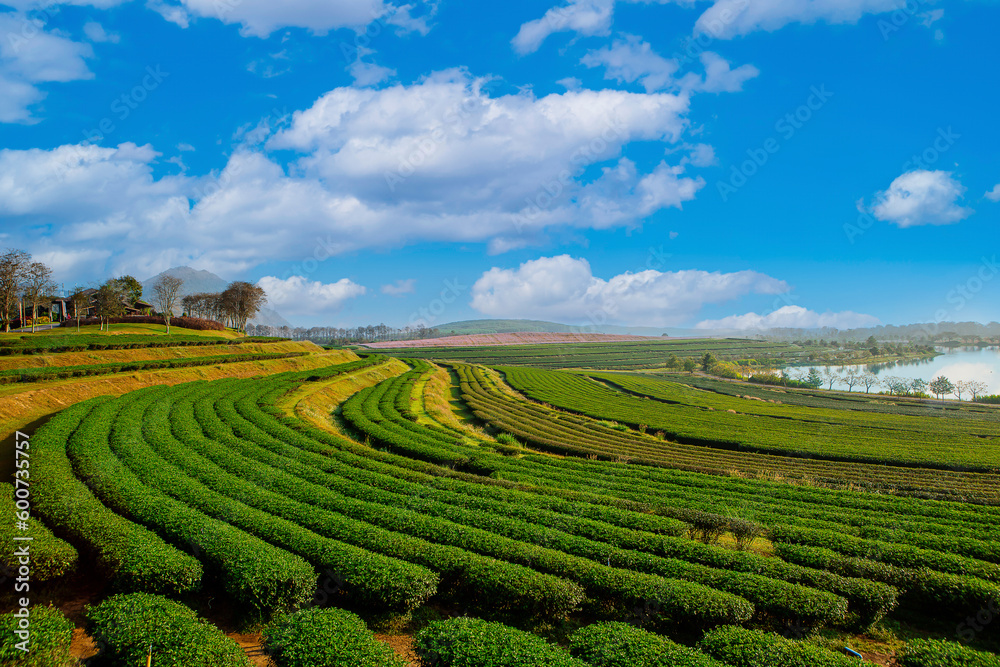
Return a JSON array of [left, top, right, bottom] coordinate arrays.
[[1, 0, 997, 329]]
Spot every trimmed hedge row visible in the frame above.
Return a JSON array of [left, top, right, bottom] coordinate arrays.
[[774, 543, 1000, 616], [0, 484, 78, 581], [0, 351, 303, 384], [0, 605, 74, 667], [67, 393, 315, 620], [0, 333, 285, 355], [64, 315, 224, 330], [122, 384, 439, 614], [170, 382, 584, 622], [244, 372, 898, 627], [85, 593, 249, 667], [769, 525, 1000, 583], [698, 626, 859, 667], [211, 381, 753, 629], [29, 399, 203, 595], [897, 639, 1000, 667], [264, 607, 404, 667], [568, 622, 725, 667], [413, 617, 588, 667]]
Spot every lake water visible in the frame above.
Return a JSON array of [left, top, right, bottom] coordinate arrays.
[[795, 346, 1000, 396]]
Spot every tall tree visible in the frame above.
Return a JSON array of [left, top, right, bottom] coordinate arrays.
[[151, 275, 184, 334], [0, 249, 30, 333], [110, 275, 144, 306], [929, 376, 954, 400], [93, 282, 126, 331], [20, 261, 57, 333], [221, 281, 265, 334]]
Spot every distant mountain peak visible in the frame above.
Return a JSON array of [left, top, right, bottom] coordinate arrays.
[[141, 266, 292, 329]]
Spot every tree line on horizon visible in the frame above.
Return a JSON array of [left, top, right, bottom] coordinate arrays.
[[0, 248, 265, 335]]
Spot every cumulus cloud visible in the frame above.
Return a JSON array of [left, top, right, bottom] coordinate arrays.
[[257, 275, 367, 315], [0, 11, 95, 122], [693, 0, 905, 38], [146, 0, 433, 38], [0, 70, 711, 283], [381, 278, 416, 295], [581, 36, 757, 95], [871, 170, 973, 228], [83, 21, 120, 43], [514, 0, 921, 50], [696, 305, 880, 331], [471, 255, 788, 326], [985, 184, 1000, 202]]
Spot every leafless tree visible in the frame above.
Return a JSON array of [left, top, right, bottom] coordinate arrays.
[[20, 261, 56, 333], [151, 275, 184, 334], [967, 381, 989, 401], [843, 369, 861, 392], [221, 281, 265, 334], [0, 249, 30, 332], [861, 372, 879, 394]]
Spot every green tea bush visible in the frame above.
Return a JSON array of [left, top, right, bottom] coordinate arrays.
[[85, 593, 249, 667], [264, 607, 403, 667], [0, 605, 74, 667], [413, 617, 587, 667], [569, 622, 725, 667]]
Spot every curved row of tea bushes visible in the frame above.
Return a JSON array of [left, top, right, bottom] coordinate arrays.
[[66, 392, 315, 619], [0, 484, 77, 581], [168, 382, 586, 622], [896, 639, 1000, 667], [263, 608, 404, 667], [203, 381, 753, 628], [568, 622, 726, 667], [29, 398, 202, 595], [697, 626, 859, 667], [110, 384, 439, 615], [413, 617, 588, 667], [0, 605, 73, 667], [85, 593, 249, 667]]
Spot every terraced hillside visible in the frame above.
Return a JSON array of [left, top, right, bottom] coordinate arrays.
[[5, 353, 999, 666], [372, 338, 819, 370], [495, 366, 1000, 473]]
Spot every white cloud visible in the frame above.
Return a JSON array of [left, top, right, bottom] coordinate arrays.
[[381, 278, 416, 295], [0, 11, 95, 122], [694, 51, 759, 93], [582, 34, 678, 92], [581, 36, 757, 95], [557, 77, 582, 90], [83, 21, 120, 43], [257, 275, 367, 315], [0, 70, 710, 283], [147, 0, 433, 38], [515, 0, 928, 49], [347, 48, 396, 86], [696, 305, 880, 330], [471, 255, 788, 326], [686, 143, 716, 167], [871, 170, 973, 228], [985, 184, 1000, 203], [694, 0, 905, 38]]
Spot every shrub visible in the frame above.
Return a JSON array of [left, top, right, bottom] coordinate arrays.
[[698, 626, 859, 667], [30, 400, 203, 595], [897, 639, 1000, 666], [569, 622, 725, 667], [85, 593, 250, 667], [0, 605, 74, 667], [413, 617, 588, 667], [0, 484, 78, 581], [61, 316, 224, 331], [264, 607, 403, 667]]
